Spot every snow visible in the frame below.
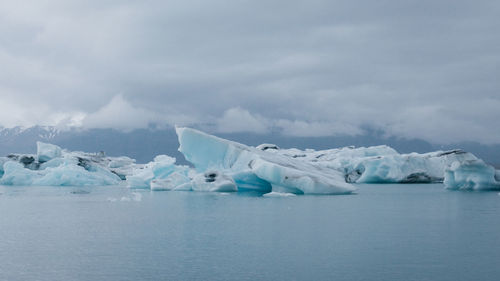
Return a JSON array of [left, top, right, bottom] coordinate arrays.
[[444, 160, 500, 190]]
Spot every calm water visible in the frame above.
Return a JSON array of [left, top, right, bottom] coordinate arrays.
[[0, 184, 499, 281]]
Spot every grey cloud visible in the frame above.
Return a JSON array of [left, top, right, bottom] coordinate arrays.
[[0, 0, 499, 144]]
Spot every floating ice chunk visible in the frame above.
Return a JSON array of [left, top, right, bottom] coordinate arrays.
[[250, 157, 353, 194], [150, 171, 191, 191], [126, 154, 190, 190], [34, 163, 121, 186], [37, 142, 62, 163], [267, 144, 479, 184], [1, 145, 121, 186], [351, 154, 452, 184], [126, 172, 153, 189], [0, 161, 41, 185], [176, 127, 355, 195], [444, 160, 500, 190], [190, 171, 238, 192], [151, 155, 177, 178], [263, 192, 297, 197]]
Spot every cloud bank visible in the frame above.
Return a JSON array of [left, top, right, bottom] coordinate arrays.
[[0, 0, 499, 144]]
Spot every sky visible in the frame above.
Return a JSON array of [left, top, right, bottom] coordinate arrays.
[[0, 0, 499, 144]]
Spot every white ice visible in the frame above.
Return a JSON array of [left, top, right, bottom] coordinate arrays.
[[0, 129, 497, 193], [37, 141, 62, 163], [176, 127, 355, 195], [126, 155, 191, 189], [186, 170, 238, 192], [150, 171, 191, 191], [444, 160, 500, 190], [263, 145, 480, 184], [0, 143, 122, 186]]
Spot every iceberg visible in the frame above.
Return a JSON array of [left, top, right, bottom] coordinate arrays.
[[262, 145, 480, 184], [150, 171, 191, 191], [176, 127, 355, 195], [0, 142, 122, 186], [0, 129, 497, 193], [444, 160, 500, 190], [125, 154, 191, 189]]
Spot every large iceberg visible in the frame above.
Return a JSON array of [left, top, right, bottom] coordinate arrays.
[[260, 145, 480, 184], [176, 127, 355, 195]]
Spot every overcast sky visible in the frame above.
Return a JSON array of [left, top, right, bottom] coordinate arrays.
[[0, 0, 498, 144]]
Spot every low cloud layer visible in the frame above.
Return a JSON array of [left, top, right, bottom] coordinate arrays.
[[0, 0, 499, 144]]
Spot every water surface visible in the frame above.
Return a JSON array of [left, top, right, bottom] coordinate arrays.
[[0, 184, 499, 281]]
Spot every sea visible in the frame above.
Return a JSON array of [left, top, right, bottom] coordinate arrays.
[[0, 184, 499, 281]]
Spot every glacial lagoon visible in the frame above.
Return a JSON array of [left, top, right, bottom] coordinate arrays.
[[1, 184, 499, 281]]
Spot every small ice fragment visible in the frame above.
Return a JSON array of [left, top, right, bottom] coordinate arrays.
[[263, 192, 297, 197]]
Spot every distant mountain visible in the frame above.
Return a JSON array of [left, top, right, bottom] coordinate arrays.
[[0, 126, 499, 166], [0, 126, 182, 164]]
